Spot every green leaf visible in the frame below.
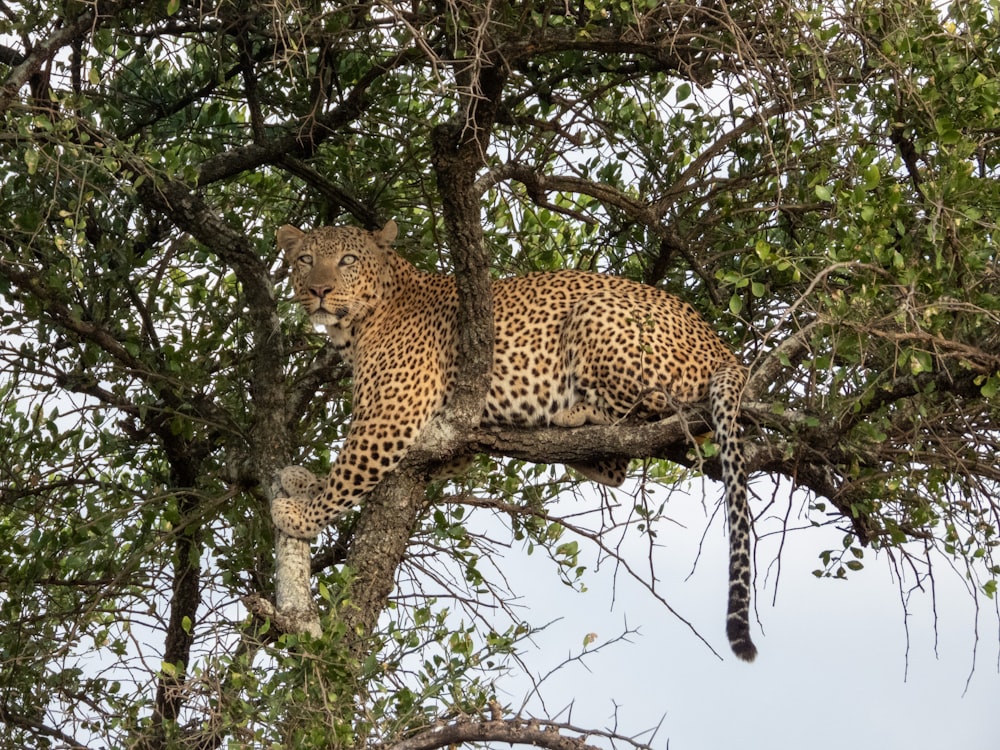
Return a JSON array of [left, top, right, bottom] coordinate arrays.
[[23, 148, 39, 175], [980, 375, 999, 398], [729, 293, 743, 315], [909, 350, 933, 375], [862, 164, 881, 190]]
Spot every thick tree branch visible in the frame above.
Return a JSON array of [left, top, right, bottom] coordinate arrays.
[[257, 477, 322, 639], [383, 716, 636, 750], [466, 412, 711, 472], [430, 78, 504, 428], [337, 464, 427, 654]]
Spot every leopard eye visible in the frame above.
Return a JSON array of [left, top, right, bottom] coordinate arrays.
[[340, 254, 357, 266], [297, 253, 313, 267]]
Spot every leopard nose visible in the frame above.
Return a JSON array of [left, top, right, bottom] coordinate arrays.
[[309, 284, 333, 299]]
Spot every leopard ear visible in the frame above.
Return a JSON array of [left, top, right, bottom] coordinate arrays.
[[373, 220, 397, 248], [277, 225, 305, 257]]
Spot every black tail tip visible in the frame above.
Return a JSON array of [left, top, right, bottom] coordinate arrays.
[[727, 623, 758, 662], [732, 640, 758, 662]]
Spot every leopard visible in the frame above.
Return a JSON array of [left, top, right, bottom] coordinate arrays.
[[272, 220, 756, 662]]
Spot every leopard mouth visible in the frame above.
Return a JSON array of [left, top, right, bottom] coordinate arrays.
[[309, 310, 342, 327], [309, 306, 350, 328]]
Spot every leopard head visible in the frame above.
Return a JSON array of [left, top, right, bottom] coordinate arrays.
[[277, 220, 398, 331]]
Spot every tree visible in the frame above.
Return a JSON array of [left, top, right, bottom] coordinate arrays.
[[1, 0, 998, 747]]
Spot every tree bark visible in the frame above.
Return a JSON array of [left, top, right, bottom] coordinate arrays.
[[267, 470, 323, 639], [337, 465, 425, 654]]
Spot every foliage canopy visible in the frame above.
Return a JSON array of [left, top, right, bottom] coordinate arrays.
[[1, 0, 999, 747]]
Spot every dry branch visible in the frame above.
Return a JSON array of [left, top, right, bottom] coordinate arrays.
[[382, 714, 652, 750]]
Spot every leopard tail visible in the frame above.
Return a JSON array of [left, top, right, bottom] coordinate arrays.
[[709, 360, 757, 662]]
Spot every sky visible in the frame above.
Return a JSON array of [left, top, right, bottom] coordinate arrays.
[[461, 475, 1000, 750]]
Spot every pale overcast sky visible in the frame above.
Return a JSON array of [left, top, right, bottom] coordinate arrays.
[[462, 475, 1000, 750]]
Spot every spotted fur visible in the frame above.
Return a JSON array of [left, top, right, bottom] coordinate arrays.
[[273, 221, 756, 661]]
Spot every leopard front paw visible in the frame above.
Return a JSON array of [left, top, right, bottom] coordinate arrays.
[[271, 495, 323, 540], [276, 465, 322, 497]]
